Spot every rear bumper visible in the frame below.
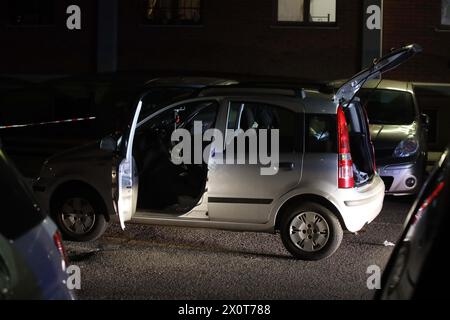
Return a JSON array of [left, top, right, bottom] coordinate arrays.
[[378, 160, 424, 195], [13, 219, 75, 300], [333, 175, 385, 232]]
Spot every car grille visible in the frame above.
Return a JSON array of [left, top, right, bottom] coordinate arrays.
[[381, 176, 394, 191]]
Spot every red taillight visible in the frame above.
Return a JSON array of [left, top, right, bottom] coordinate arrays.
[[53, 230, 69, 265], [412, 181, 446, 226], [337, 105, 355, 189]]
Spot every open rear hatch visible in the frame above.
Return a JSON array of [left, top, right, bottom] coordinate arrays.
[[345, 99, 375, 186], [335, 44, 422, 187]]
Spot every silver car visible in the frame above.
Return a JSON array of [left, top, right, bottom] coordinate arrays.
[[34, 44, 421, 260], [357, 80, 428, 195]]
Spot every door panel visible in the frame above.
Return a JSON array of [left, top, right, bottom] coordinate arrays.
[[118, 157, 138, 229], [117, 101, 142, 229], [207, 101, 302, 224], [132, 99, 219, 213]]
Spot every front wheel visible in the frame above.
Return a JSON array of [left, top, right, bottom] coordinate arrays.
[[52, 190, 108, 242], [280, 202, 343, 260]]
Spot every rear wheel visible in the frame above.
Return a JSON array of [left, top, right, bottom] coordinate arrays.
[[280, 202, 343, 260], [52, 190, 108, 242]]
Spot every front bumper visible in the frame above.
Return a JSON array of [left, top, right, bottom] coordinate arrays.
[[377, 161, 423, 195]]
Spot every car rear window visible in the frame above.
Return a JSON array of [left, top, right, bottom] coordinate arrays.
[[0, 151, 45, 240], [305, 114, 337, 153], [358, 89, 416, 125]]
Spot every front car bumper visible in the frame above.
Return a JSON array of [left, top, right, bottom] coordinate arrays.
[[377, 160, 424, 195]]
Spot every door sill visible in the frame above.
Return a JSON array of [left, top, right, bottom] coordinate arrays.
[[134, 211, 181, 219], [133, 210, 209, 221]]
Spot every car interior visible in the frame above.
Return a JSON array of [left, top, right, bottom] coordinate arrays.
[[133, 100, 219, 214], [226, 102, 297, 157]]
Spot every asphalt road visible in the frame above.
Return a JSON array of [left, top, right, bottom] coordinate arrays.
[[64, 197, 412, 300]]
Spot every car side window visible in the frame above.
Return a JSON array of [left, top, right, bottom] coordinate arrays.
[[226, 102, 299, 153], [305, 114, 337, 153]]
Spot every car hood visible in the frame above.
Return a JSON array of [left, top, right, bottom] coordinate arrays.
[[369, 122, 417, 150]]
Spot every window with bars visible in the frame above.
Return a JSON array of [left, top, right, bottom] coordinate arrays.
[[277, 0, 336, 25], [7, 0, 54, 26], [442, 0, 450, 27], [144, 0, 202, 25]]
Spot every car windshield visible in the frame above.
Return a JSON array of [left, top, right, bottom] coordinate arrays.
[[358, 89, 416, 125], [140, 87, 197, 119], [0, 150, 45, 240]]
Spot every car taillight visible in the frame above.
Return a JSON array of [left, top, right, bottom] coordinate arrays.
[[411, 181, 445, 226], [337, 105, 355, 189], [53, 230, 69, 266]]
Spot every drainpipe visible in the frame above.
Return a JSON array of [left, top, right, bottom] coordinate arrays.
[[362, 0, 383, 68], [97, 0, 118, 73]]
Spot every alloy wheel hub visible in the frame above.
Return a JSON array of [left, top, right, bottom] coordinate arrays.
[[61, 197, 96, 235], [289, 211, 330, 252]]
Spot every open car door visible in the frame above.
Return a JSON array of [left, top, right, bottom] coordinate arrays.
[[335, 44, 422, 104], [116, 101, 142, 229]]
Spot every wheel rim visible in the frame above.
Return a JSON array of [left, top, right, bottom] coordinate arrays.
[[289, 211, 330, 252], [60, 197, 96, 235]]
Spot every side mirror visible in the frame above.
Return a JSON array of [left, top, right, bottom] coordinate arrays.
[[100, 136, 117, 152], [420, 113, 430, 127]]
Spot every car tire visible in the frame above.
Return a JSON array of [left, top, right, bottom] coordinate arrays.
[[280, 202, 343, 261], [51, 189, 108, 242]]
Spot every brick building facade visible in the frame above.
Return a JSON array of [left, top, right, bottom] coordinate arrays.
[[383, 0, 450, 82], [0, 0, 449, 83], [0, 0, 97, 74]]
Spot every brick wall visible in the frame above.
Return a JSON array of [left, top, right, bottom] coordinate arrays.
[[0, 0, 97, 74], [1, 0, 449, 84], [383, 0, 450, 82], [117, 0, 363, 81]]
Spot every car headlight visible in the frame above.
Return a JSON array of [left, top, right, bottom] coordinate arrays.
[[393, 138, 419, 158]]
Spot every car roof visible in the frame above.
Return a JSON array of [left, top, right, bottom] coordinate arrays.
[[145, 77, 238, 88], [303, 90, 337, 114], [197, 86, 337, 115], [361, 79, 413, 93]]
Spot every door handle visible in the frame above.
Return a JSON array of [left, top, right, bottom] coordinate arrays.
[[279, 162, 295, 170]]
